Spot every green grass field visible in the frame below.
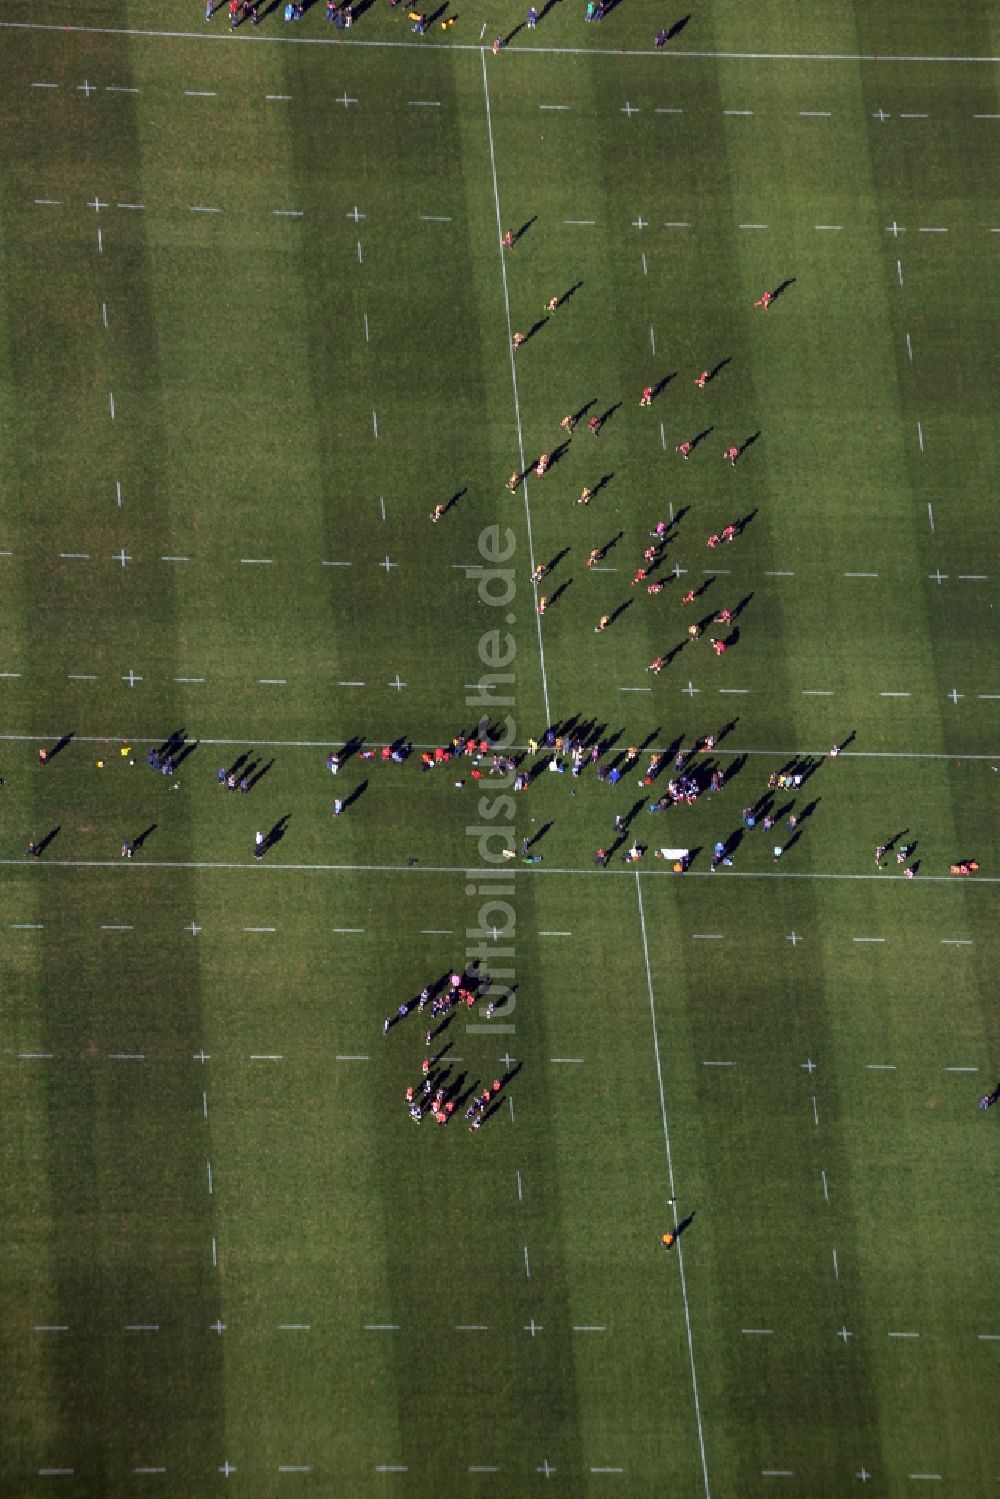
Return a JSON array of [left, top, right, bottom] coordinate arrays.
[[0, 2, 998, 1494]]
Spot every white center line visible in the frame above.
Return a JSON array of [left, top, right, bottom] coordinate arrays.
[[636, 876, 710, 1498]]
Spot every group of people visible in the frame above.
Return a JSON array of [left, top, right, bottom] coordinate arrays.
[[385, 966, 514, 1130]]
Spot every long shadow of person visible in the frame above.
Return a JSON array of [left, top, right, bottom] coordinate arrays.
[[36, 826, 61, 855], [263, 815, 291, 852], [132, 823, 157, 851]]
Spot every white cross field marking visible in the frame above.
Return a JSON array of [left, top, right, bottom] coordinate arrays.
[[837, 1326, 853, 1342], [948, 688, 963, 705], [219, 1463, 236, 1478], [929, 569, 948, 584], [338, 93, 358, 108], [801, 1058, 816, 1072], [114, 548, 131, 568], [621, 102, 640, 117], [389, 675, 406, 692], [632, 214, 647, 228], [122, 669, 142, 688], [787, 932, 802, 945], [379, 556, 398, 571], [500, 1052, 516, 1069], [886, 219, 903, 236], [856, 1470, 871, 1484], [524, 1319, 542, 1337], [193, 1050, 210, 1064], [537, 1460, 556, 1478], [210, 1320, 226, 1335], [88, 194, 108, 212], [682, 681, 700, 697], [873, 107, 890, 122], [78, 80, 97, 97], [347, 206, 365, 222]]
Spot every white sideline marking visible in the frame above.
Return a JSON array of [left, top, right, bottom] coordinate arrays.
[[719, 689, 748, 695], [908, 1477, 941, 1482], [703, 1061, 734, 1067], [277, 1467, 313, 1473], [174, 677, 204, 684], [109, 392, 115, 420], [539, 103, 570, 110], [272, 209, 303, 218], [832, 1249, 839, 1279], [941, 939, 971, 945], [107, 1052, 144, 1060], [960, 574, 987, 580], [844, 571, 878, 577], [336, 1055, 369, 1061], [455, 1324, 488, 1331], [374, 1467, 407, 1474], [250, 1054, 283, 1061], [944, 1065, 976, 1072], [243, 926, 276, 932], [420, 215, 452, 222], [523, 1245, 531, 1278], [277, 1324, 311, 1330], [565, 218, 595, 225], [322, 560, 352, 567], [241, 557, 273, 565], [888, 1331, 919, 1337], [802, 690, 833, 696], [481, 54, 550, 724], [60, 553, 90, 560], [854, 937, 886, 943], [125, 1325, 160, 1333], [574, 1325, 606, 1332], [190, 206, 221, 214], [927, 502, 934, 531], [880, 692, 911, 698], [117, 202, 144, 210], [664, 221, 691, 227], [539, 930, 571, 936], [591, 1468, 624, 1474], [739, 223, 768, 229], [551, 1057, 584, 1063], [35, 198, 61, 205], [469, 1467, 500, 1474], [19, 1052, 53, 1058], [38, 1471, 74, 1477], [866, 1064, 897, 1071], [266, 94, 292, 100], [12, 924, 45, 930], [918, 226, 947, 233], [409, 99, 441, 106], [977, 1333, 1000, 1340], [761, 1474, 793, 1480], [516, 1170, 523, 1201], [815, 224, 841, 230], [372, 409, 379, 438], [162, 556, 191, 563], [811, 1096, 819, 1126], [185, 90, 216, 96], [692, 933, 724, 940], [332, 927, 364, 933], [258, 679, 286, 685], [742, 1328, 773, 1335], [917, 421, 925, 451], [800, 110, 831, 116], [101, 924, 132, 930], [364, 1324, 399, 1330], [897, 259, 904, 286], [636, 876, 710, 1497], [656, 108, 684, 114], [0, 672, 22, 678], [821, 1170, 829, 1201], [34, 1326, 69, 1332], [723, 109, 753, 115], [32, 82, 59, 89], [764, 570, 794, 576]]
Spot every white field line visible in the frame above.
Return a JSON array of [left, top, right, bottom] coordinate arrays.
[[3, 20, 999, 62], [636, 874, 710, 1497], [0, 731, 995, 764], [481, 52, 550, 724]]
